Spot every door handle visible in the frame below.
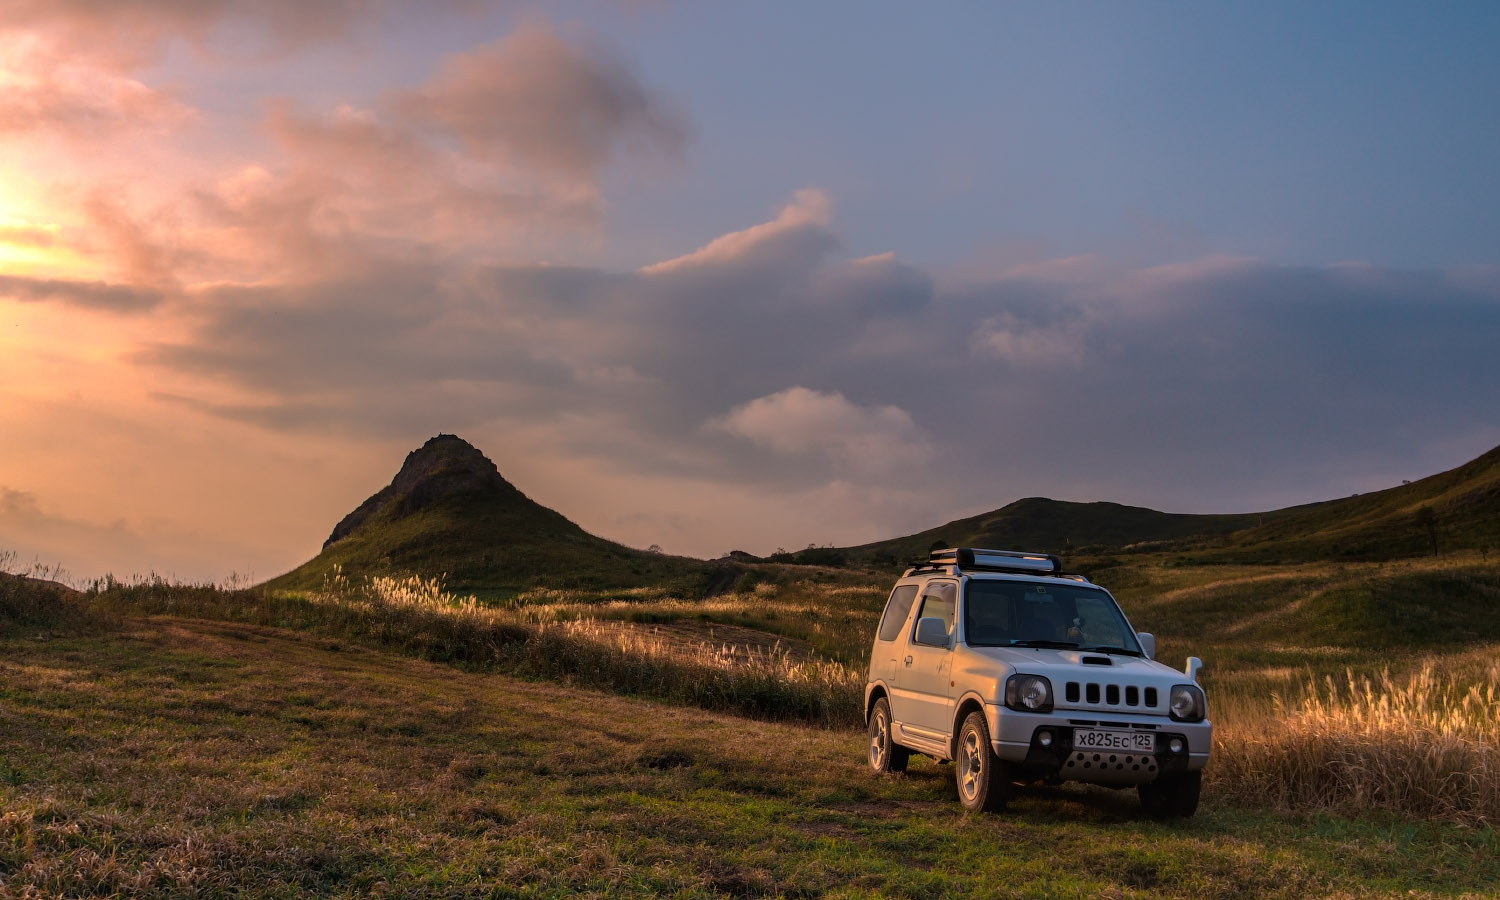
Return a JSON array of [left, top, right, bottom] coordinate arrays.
[[904, 655, 913, 666]]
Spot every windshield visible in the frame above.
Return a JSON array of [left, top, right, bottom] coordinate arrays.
[[962, 579, 1141, 654]]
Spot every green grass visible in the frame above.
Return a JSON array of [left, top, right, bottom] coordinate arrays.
[[1099, 554, 1500, 688], [4, 618, 1498, 899], [267, 498, 721, 598], [87, 573, 865, 728]]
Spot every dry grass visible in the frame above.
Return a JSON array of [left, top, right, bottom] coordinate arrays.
[[1212, 664, 1500, 824], [90, 569, 866, 728], [503, 579, 885, 666], [30, 552, 1500, 826], [4, 617, 1498, 899]]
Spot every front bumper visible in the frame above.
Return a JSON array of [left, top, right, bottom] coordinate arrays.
[[985, 703, 1210, 785]]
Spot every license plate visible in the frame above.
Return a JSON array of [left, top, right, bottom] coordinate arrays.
[[1074, 729, 1154, 752]]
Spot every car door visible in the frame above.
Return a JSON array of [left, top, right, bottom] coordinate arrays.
[[870, 583, 919, 690], [892, 581, 957, 741]]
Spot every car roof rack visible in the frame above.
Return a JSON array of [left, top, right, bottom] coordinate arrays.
[[904, 547, 1086, 580]]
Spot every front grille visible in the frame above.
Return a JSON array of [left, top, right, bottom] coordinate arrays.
[[1065, 681, 1160, 710]]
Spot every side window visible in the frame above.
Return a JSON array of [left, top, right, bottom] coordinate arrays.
[[913, 582, 957, 637], [876, 585, 919, 642]]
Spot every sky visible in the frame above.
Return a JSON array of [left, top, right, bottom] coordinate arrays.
[[2, 1, 1498, 583]]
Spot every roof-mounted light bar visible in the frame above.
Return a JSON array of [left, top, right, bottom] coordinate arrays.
[[926, 547, 1062, 574]]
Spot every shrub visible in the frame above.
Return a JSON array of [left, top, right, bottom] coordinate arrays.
[[0, 554, 95, 632]]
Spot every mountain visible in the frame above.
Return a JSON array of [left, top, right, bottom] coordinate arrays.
[[266, 435, 711, 595], [842, 444, 1500, 567], [273, 435, 1500, 594]]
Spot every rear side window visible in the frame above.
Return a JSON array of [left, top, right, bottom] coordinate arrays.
[[876, 585, 919, 641]]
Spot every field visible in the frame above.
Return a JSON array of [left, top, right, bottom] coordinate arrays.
[[3, 554, 1500, 897], [5, 617, 1500, 899]]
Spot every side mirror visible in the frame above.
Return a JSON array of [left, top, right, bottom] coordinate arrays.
[[1136, 632, 1155, 660], [1185, 656, 1203, 682], [914, 616, 950, 648]]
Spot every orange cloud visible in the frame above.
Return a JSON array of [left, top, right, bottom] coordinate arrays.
[[0, 223, 54, 247]]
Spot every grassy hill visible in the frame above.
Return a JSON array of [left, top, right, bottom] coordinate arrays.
[[1177, 444, 1500, 563], [266, 433, 1500, 598], [266, 434, 714, 597], [843, 443, 1500, 567], [841, 498, 1269, 567]]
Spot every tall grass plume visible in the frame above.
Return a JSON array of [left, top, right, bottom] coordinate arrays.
[[1213, 665, 1500, 824]]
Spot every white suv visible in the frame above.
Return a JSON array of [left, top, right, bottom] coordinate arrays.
[[864, 548, 1210, 817]]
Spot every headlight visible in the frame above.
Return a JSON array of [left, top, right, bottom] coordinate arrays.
[[1005, 674, 1053, 712], [1169, 684, 1206, 722]]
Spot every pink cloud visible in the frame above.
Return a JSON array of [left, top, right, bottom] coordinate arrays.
[[706, 386, 932, 475], [641, 189, 832, 275], [0, 38, 191, 139], [396, 22, 688, 185], [0, 0, 408, 66]]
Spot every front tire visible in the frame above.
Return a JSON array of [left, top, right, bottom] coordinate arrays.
[[1138, 770, 1201, 818], [955, 711, 1013, 812], [868, 698, 909, 774]]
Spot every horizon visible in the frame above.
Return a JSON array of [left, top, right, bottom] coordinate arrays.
[[3, 2, 1498, 582]]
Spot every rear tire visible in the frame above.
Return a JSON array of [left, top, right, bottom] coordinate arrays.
[[1139, 769, 1201, 818], [955, 711, 1013, 812], [868, 698, 909, 774]]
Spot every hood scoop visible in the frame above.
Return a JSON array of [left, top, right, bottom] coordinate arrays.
[[1081, 655, 1113, 666]]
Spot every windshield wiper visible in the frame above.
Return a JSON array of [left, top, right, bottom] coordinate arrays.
[[1007, 639, 1080, 649], [1079, 645, 1143, 657]]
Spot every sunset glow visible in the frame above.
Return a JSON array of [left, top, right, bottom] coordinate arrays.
[[2, 3, 1497, 582]]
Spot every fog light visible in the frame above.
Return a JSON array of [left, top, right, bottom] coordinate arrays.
[[1169, 738, 1184, 753], [1037, 730, 1053, 748]]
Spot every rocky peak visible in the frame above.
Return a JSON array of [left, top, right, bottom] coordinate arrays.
[[324, 434, 526, 548]]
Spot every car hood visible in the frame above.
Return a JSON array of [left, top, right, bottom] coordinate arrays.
[[967, 645, 1189, 682]]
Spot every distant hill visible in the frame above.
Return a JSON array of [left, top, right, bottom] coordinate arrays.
[[266, 435, 712, 596], [1182, 444, 1500, 564], [840, 499, 1270, 568], [272, 435, 1500, 594], [842, 444, 1500, 567]]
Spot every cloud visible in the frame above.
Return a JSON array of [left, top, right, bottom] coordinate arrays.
[[0, 1, 418, 65], [0, 274, 163, 311], [395, 22, 688, 185], [0, 224, 54, 247], [137, 189, 1500, 520], [244, 98, 599, 255], [973, 310, 1094, 366], [706, 387, 932, 475], [81, 195, 181, 288], [1, 13, 692, 307], [642, 188, 832, 274], [0, 485, 276, 583], [34, 22, 690, 287], [0, 37, 191, 139], [0, 487, 40, 517]]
